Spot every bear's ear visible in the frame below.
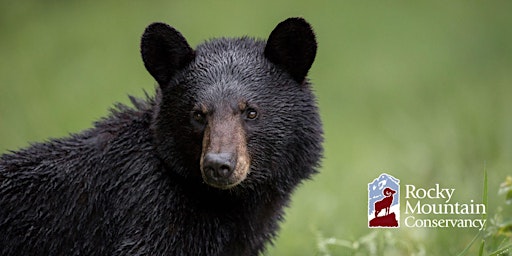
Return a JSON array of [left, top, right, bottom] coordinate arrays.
[[141, 22, 195, 86], [264, 17, 317, 83]]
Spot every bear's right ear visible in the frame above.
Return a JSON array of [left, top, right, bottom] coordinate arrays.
[[264, 18, 317, 83], [141, 22, 194, 86]]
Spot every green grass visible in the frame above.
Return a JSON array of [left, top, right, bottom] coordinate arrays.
[[1, 1, 511, 255]]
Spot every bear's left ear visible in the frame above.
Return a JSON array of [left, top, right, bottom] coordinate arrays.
[[141, 22, 195, 86], [264, 17, 317, 83]]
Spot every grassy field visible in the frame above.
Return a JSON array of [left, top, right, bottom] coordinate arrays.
[[1, 1, 511, 255]]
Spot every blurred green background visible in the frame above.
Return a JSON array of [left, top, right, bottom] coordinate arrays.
[[1, 1, 511, 255]]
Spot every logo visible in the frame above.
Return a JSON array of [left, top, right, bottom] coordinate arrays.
[[367, 172, 486, 230], [368, 173, 400, 228]]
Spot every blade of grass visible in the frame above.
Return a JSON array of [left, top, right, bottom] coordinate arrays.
[[457, 163, 488, 256], [488, 244, 512, 256], [478, 239, 485, 256], [457, 230, 484, 256]]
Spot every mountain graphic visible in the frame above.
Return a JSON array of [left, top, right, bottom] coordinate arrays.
[[368, 173, 400, 215]]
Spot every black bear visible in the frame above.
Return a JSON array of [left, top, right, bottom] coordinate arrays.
[[0, 17, 322, 255]]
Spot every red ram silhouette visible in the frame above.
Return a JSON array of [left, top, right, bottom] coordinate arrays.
[[374, 187, 396, 218]]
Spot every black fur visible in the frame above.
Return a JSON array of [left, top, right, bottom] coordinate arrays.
[[0, 17, 322, 255]]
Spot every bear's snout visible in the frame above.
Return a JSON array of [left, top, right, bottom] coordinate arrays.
[[199, 104, 251, 189]]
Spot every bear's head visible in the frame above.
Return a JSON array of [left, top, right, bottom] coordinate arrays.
[[141, 18, 322, 192]]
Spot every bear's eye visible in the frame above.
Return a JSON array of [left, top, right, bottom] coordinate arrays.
[[192, 111, 206, 123], [245, 108, 258, 120]]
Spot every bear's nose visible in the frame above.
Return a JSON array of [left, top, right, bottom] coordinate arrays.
[[203, 153, 235, 179]]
